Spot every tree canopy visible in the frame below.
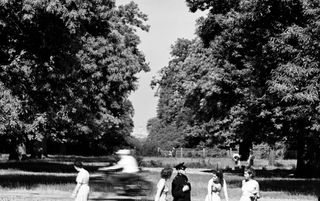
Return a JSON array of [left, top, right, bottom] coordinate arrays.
[[0, 0, 149, 155], [149, 0, 320, 176]]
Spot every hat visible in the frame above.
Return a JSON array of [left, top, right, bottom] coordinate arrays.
[[115, 149, 131, 155], [174, 162, 186, 170]]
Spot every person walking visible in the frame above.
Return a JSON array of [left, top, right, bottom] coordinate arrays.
[[172, 162, 191, 201], [205, 169, 229, 201], [239, 167, 260, 201], [72, 160, 90, 201], [154, 167, 173, 201], [247, 149, 255, 168]]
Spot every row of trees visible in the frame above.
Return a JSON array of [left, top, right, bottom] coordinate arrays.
[[0, 0, 149, 156], [147, 0, 320, 177]]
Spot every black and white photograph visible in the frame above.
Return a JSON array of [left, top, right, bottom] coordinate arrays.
[[0, 0, 319, 200]]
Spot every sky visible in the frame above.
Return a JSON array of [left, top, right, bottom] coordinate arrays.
[[117, 0, 206, 138]]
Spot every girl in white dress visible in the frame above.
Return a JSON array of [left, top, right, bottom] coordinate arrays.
[[240, 168, 260, 201], [205, 170, 229, 201], [154, 167, 173, 201], [72, 161, 90, 201]]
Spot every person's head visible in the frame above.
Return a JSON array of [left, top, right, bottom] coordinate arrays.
[[74, 160, 83, 171], [116, 149, 131, 158], [161, 167, 173, 180], [211, 169, 223, 185], [244, 167, 255, 180], [175, 162, 187, 174]]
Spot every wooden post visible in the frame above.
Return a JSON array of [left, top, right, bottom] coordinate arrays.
[[180, 147, 183, 158]]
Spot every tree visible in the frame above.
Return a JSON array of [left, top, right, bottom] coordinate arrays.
[[181, 0, 320, 175], [267, 1, 320, 176], [152, 0, 320, 177], [0, 0, 149, 157]]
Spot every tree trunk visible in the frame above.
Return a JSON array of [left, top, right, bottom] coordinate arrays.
[[42, 135, 48, 157], [30, 140, 43, 159], [59, 143, 66, 154], [295, 133, 305, 177], [239, 140, 252, 161]]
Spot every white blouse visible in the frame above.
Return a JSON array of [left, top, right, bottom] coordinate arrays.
[[240, 179, 259, 201], [76, 168, 90, 185]]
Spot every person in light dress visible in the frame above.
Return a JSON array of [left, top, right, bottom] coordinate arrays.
[[154, 167, 173, 201], [240, 167, 260, 201], [72, 161, 90, 201], [205, 169, 229, 201]]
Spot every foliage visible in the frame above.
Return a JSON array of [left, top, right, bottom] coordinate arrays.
[[0, 0, 149, 155], [144, 117, 185, 150], [149, 0, 320, 176]]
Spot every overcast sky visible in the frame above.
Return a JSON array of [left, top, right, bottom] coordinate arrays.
[[117, 0, 206, 138]]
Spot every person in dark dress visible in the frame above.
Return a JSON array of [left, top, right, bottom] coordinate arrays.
[[172, 162, 191, 201]]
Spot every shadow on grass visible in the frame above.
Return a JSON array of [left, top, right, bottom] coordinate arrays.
[[0, 173, 111, 192], [259, 179, 320, 196], [0, 160, 103, 172], [0, 174, 74, 188], [224, 168, 320, 197]]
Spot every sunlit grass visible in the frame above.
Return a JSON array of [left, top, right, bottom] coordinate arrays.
[[0, 170, 317, 201], [143, 171, 317, 201], [0, 158, 317, 201]]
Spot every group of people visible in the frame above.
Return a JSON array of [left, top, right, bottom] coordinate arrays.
[[154, 162, 260, 201], [70, 149, 260, 201]]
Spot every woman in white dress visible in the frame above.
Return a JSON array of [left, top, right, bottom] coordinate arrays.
[[205, 170, 229, 201], [72, 161, 90, 201], [240, 168, 260, 201], [154, 167, 173, 201]]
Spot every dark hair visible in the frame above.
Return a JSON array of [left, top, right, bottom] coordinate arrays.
[[244, 167, 255, 177], [211, 169, 224, 186], [161, 167, 173, 179], [74, 160, 83, 168]]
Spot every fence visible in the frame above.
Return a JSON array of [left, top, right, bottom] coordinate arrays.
[[157, 147, 229, 158], [156, 146, 297, 160]]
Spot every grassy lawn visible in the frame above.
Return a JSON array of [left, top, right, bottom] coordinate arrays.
[[0, 157, 317, 200]]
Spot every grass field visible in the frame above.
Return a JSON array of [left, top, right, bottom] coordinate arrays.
[[0, 156, 318, 201]]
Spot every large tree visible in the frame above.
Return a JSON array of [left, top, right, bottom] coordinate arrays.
[[152, 0, 320, 177], [0, 0, 149, 156]]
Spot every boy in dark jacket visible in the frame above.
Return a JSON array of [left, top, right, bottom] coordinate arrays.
[[172, 162, 191, 201]]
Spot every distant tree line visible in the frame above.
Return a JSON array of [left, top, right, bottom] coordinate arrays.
[[0, 0, 149, 157], [146, 0, 320, 177]]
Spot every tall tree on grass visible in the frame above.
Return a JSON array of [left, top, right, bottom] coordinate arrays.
[[153, 0, 320, 171], [267, 0, 320, 176], [182, 0, 320, 175], [0, 0, 149, 157]]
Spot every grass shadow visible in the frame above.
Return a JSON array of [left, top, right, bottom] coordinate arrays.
[[0, 160, 103, 172], [223, 168, 320, 197], [258, 178, 320, 196], [0, 174, 74, 188]]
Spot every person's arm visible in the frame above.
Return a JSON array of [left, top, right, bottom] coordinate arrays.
[[72, 172, 82, 198], [154, 179, 165, 201], [98, 163, 122, 171], [71, 182, 81, 198], [223, 179, 229, 201], [255, 181, 260, 198], [98, 159, 123, 172]]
